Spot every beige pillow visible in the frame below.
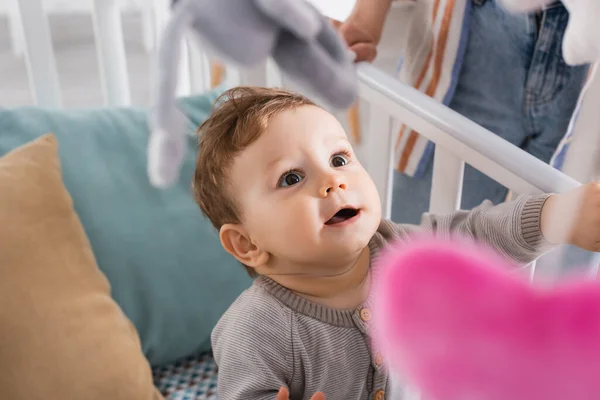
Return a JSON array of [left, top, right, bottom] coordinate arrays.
[[0, 134, 163, 400]]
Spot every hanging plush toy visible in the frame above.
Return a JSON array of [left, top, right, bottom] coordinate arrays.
[[372, 237, 600, 400], [147, 0, 357, 188]]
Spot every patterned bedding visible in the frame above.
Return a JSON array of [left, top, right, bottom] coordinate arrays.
[[153, 352, 218, 399]]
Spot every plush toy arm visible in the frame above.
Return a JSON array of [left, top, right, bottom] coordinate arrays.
[[147, 0, 197, 188], [272, 20, 357, 109], [254, 0, 322, 40], [256, 0, 357, 108]]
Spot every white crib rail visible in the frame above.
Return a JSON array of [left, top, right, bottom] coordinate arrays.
[[356, 62, 581, 216]]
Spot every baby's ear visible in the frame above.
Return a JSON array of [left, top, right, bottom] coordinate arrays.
[[497, 0, 550, 13], [219, 224, 269, 269]]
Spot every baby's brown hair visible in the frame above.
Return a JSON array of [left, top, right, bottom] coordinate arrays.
[[192, 86, 315, 275]]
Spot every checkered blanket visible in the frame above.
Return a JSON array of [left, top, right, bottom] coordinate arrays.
[[153, 352, 218, 399]]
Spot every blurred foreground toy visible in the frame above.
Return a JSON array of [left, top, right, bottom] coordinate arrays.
[[373, 237, 600, 400]]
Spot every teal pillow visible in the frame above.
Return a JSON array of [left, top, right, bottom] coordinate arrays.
[[0, 89, 252, 366]]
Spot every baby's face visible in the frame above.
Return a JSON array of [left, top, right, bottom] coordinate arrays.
[[229, 105, 381, 274]]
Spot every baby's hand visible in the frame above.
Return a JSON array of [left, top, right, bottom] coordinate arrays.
[[277, 386, 326, 400], [541, 182, 600, 251]]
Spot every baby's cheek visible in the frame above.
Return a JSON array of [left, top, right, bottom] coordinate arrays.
[[364, 176, 383, 213], [272, 222, 317, 260], [244, 205, 275, 235], [284, 211, 313, 237]]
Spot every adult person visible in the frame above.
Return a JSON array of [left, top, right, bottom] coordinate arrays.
[[335, 0, 589, 225]]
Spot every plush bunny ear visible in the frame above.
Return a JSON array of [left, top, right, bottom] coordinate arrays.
[[497, 0, 552, 12], [372, 237, 600, 400], [255, 0, 357, 109], [147, 0, 198, 188]]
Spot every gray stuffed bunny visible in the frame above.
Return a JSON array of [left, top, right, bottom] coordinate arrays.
[[148, 0, 357, 188]]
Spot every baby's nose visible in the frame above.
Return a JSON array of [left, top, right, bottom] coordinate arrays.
[[320, 176, 347, 197]]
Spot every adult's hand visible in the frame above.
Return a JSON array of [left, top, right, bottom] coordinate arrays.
[[330, 0, 393, 63], [331, 18, 378, 63]]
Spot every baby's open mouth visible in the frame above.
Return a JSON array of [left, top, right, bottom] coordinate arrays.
[[325, 207, 360, 225]]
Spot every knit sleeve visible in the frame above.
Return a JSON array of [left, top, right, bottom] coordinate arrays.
[[211, 289, 293, 400], [390, 194, 555, 265]]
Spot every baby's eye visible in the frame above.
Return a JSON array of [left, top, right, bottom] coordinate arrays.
[[331, 154, 349, 168], [278, 171, 304, 187]]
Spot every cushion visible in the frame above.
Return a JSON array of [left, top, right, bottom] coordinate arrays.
[[0, 134, 163, 399], [0, 91, 252, 366]]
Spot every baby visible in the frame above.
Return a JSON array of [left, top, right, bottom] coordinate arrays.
[[192, 86, 600, 400]]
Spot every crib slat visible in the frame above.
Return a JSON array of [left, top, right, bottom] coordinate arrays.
[[559, 63, 600, 183], [141, 3, 155, 52], [7, 0, 25, 57], [178, 40, 192, 96], [528, 261, 537, 281], [16, 0, 62, 108], [237, 59, 283, 87], [92, 0, 131, 106], [188, 43, 211, 93], [363, 104, 395, 220], [266, 59, 283, 88], [240, 61, 269, 87], [429, 146, 465, 214]]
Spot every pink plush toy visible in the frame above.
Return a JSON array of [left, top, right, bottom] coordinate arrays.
[[372, 238, 600, 400]]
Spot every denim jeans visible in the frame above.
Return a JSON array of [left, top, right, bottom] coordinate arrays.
[[391, 0, 596, 274]]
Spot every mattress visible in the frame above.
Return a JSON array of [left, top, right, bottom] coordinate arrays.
[[153, 352, 218, 399]]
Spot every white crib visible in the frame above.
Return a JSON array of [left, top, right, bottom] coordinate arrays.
[[10, 0, 583, 267], [6, 1, 593, 399], [10, 0, 581, 208]]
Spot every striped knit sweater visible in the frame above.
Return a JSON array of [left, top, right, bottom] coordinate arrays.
[[395, 0, 598, 182], [212, 194, 552, 400]]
